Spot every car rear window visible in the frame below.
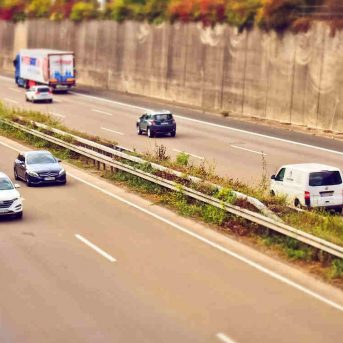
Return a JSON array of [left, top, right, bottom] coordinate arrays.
[[0, 178, 14, 191], [309, 171, 342, 186], [153, 114, 173, 121], [38, 87, 50, 93]]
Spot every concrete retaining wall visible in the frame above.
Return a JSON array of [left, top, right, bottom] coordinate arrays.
[[1, 19, 343, 132]]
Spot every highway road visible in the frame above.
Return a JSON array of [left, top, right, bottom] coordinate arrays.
[[1, 76, 343, 184], [0, 136, 343, 343]]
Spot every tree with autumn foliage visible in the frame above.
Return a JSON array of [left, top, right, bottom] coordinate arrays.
[[0, 0, 342, 32]]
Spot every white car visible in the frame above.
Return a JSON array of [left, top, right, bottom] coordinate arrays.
[[0, 172, 23, 219], [270, 163, 343, 213], [25, 85, 53, 103]]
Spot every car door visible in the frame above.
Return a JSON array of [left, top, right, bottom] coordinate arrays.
[[271, 167, 286, 196], [141, 114, 149, 131], [16, 154, 26, 179]]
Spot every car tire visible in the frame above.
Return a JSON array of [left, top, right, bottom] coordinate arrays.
[[137, 126, 142, 135], [147, 127, 154, 138], [49, 99, 53, 103], [16, 212, 23, 219], [170, 131, 176, 137], [25, 96, 29, 102], [32, 99, 36, 104], [26, 175, 32, 187], [14, 168, 19, 181], [294, 198, 301, 208]]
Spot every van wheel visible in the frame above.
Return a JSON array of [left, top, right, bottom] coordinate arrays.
[[294, 199, 301, 208]]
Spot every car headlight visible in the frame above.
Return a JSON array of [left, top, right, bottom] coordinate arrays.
[[27, 170, 39, 177], [58, 169, 66, 175]]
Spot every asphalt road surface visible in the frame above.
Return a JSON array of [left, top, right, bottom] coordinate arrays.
[[1, 75, 343, 184], [0, 136, 343, 343]]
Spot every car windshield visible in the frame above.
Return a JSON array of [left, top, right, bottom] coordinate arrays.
[[27, 153, 56, 165], [309, 171, 342, 186], [153, 114, 173, 121], [0, 177, 14, 191]]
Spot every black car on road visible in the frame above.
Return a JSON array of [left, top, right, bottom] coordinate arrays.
[[14, 151, 66, 186], [137, 111, 176, 138]]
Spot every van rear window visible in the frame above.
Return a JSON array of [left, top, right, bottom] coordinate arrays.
[[309, 171, 342, 186]]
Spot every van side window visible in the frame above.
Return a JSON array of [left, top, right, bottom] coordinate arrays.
[[275, 168, 286, 181]]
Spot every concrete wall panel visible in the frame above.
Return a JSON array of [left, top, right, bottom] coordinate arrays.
[[1, 20, 342, 132]]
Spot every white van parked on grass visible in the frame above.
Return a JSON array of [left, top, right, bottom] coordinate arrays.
[[270, 163, 343, 213]]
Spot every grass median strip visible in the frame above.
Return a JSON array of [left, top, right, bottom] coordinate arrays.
[[0, 101, 342, 285]]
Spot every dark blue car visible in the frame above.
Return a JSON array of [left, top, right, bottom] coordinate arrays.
[[14, 151, 66, 186], [137, 111, 176, 138]]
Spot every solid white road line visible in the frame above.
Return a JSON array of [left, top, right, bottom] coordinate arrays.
[[9, 87, 21, 93], [75, 234, 116, 263], [92, 108, 113, 116], [173, 148, 204, 160], [216, 333, 238, 343], [66, 172, 343, 313], [71, 91, 151, 112], [50, 112, 66, 119], [101, 127, 124, 136], [69, 90, 343, 157], [1, 75, 342, 157], [231, 145, 267, 156], [4, 98, 18, 104], [1, 132, 343, 313]]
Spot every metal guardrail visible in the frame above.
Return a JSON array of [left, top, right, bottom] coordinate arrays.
[[1, 118, 343, 259], [33, 121, 280, 222]]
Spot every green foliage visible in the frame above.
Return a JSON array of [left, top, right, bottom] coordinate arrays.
[[202, 204, 227, 225], [106, 0, 145, 22], [329, 259, 343, 279], [27, 0, 51, 18], [70, 1, 98, 21], [176, 151, 189, 166], [215, 187, 236, 203]]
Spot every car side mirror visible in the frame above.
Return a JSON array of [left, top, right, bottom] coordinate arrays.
[[14, 184, 20, 189], [57, 159, 61, 163], [271, 175, 275, 180]]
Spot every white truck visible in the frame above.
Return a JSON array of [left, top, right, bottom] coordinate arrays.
[[13, 49, 76, 91]]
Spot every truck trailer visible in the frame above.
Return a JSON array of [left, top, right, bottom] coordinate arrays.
[[13, 49, 76, 91]]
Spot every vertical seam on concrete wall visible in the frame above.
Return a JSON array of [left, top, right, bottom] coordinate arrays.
[[241, 31, 248, 115], [316, 27, 326, 129], [219, 32, 228, 110], [289, 38, 297, 123], [182, 25, 189, 90]]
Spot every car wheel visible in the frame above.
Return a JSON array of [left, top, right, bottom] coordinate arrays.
[[137, 126, 142, 135], [26, 174, 32, 187], [15, 212, 23, 219], [14, 168, 19, 181], [170, 131, 176, 137], [32, 99, 36, 104], [25, 96, 29, 102], [49, 99, 53, 103], [147, 127, 154, 138]]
